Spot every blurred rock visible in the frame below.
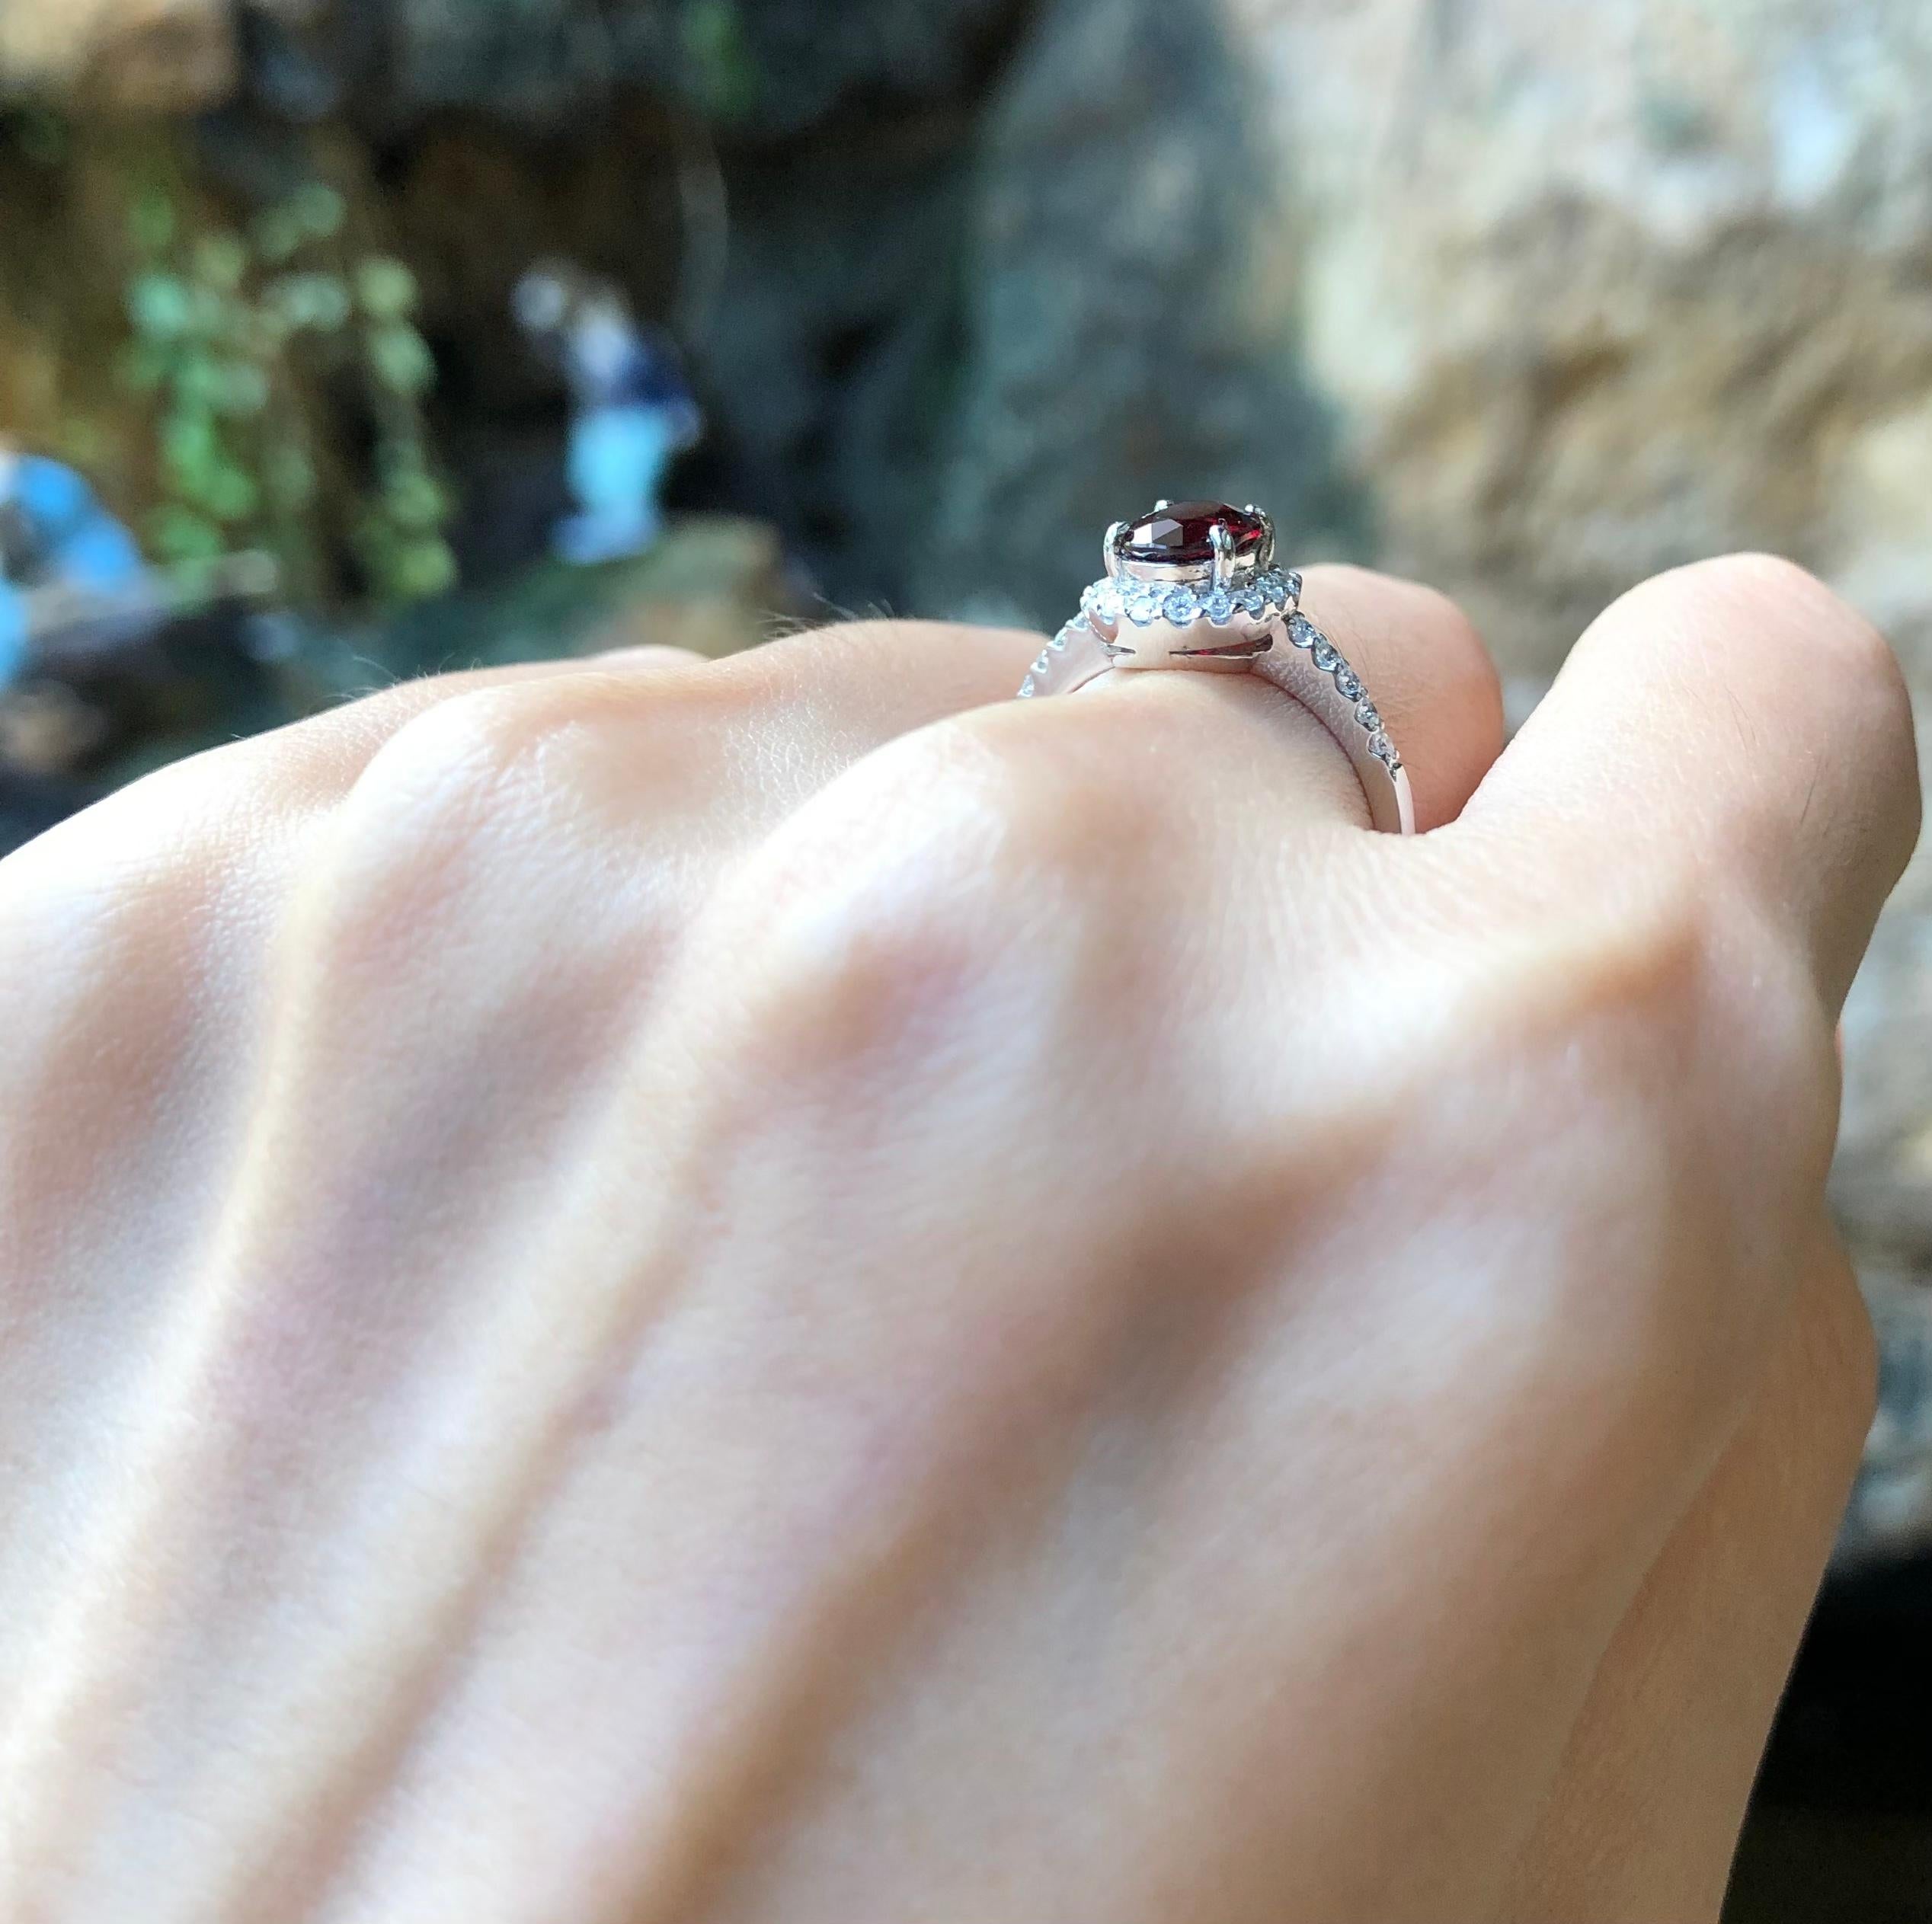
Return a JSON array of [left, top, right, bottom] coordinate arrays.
[[910, 0, 1363, 626], [1222, 0, 1932, 686], [1838, 845, 1932, 1570], [0, 0, 237, 110], [1843, 1267, 1932, 1568], [237, 0, 1022, 131], [0, 679, 110, 777]]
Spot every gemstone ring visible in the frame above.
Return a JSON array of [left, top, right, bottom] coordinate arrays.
[[1017, 501, 1415, 836]]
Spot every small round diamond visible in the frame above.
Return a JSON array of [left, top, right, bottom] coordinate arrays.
[[1204, 588, 1234, 624], [1355, 701, 1380, 730], [1163, 586, 1197, 625], [1018, 676, 1036, 698], [1333, 664, 1363, 702], [1086, 580, 1121, 622], [1368, 729, 1394, 762], [1312, 638, 1341, 673], [1287, 613, 1318, 650], [1127, 586, 1161, 625], [1239, 583, 1268, 617]]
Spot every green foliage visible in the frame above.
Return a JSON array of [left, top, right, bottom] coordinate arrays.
[[119, 182, 456, 609], [680, 0, 760, 122]]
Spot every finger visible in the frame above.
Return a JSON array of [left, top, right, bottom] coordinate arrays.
[[703, 617, 1046, 766], [1460, 555, 1921, 1008], [1502, 1233, 1875, 1922], [1083, 564, 1504, 833]]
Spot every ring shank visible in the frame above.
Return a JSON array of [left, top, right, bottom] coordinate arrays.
[[1019, 612, 1415, 836], [1252, 641, 1415, 835]]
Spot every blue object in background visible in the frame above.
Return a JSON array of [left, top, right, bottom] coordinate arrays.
[[0, 580, 27, 686], [557, 404, 688, 564], [7, 456, 148, 597], [0, 454, 152, 687], [550, 299, 702, 567]]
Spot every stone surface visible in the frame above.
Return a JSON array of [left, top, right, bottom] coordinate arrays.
[[1843, 1266, 1932, 1568], [237, 0, 1024, 131], [910, 0, 1363, 628], [0, 0, 237, 111], [1225, 0, 1932, 687]]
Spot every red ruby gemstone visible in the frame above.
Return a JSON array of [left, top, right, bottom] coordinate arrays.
[[1121, 500, 1267, 567]]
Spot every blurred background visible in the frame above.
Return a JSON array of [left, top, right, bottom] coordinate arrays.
[[0, 2, 1927, 1914]]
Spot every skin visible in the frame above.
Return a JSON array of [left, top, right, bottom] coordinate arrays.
[[0, 555, 1917, 1922]]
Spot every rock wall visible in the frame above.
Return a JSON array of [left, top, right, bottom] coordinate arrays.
[[0, 0, 237, 111]]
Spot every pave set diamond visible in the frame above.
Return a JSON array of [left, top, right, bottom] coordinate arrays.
[[1080, 567, 1303, 633], [1288, 612, 1399, 770]]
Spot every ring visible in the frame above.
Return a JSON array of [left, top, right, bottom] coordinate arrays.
[[1016, 501, 1415, 835]]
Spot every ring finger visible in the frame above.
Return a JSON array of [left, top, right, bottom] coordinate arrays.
[[1045, 562, 1505, 836]]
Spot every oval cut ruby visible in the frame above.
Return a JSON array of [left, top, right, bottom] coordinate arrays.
[[1121, 500, 1266, 567]]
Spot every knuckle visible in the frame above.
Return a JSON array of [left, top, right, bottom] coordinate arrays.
[[326, 670, 691, 888], [699, 721, 1137, 1079], [312, 690, 548, 960], [313, 682, 611, 975], [1456, 869, 1834, 1130], [340, 682, 552, 830]]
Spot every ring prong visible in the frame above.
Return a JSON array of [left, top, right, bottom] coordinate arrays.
[[1208, 519, 1234, 592], [1102, 519, 1128, 580], [1257, 509, 1277, 570], [1154, 498, 1171, 512]]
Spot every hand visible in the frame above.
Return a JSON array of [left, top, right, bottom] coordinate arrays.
[[0, 557, 1916, 1922]]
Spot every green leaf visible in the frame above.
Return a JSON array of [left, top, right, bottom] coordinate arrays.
[[270, 272, 353, 333], [187, 283, 229, 337], [366, 323, 437, 396], [160, 411, 219, 479], [266, 444, 318, 510], [382, 468, 450, 530], [388, 537, 459, 602], [291, 183, 347, 239], [117, 341, 171, 395], [354, 257, 419, 320], [680, 0, 760, 120], [173, 356, 231, 413], [148, 505, 226, 563], [210, 361, 270, 418], [203, 465, 261, 523], [166, 552, 222, 604], [127, 273, 195, 340], [193, 233, 249, 293], [251, 209, 304, 265]]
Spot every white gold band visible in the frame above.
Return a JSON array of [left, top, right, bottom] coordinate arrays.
[[1018, 593, 1415, 837]]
